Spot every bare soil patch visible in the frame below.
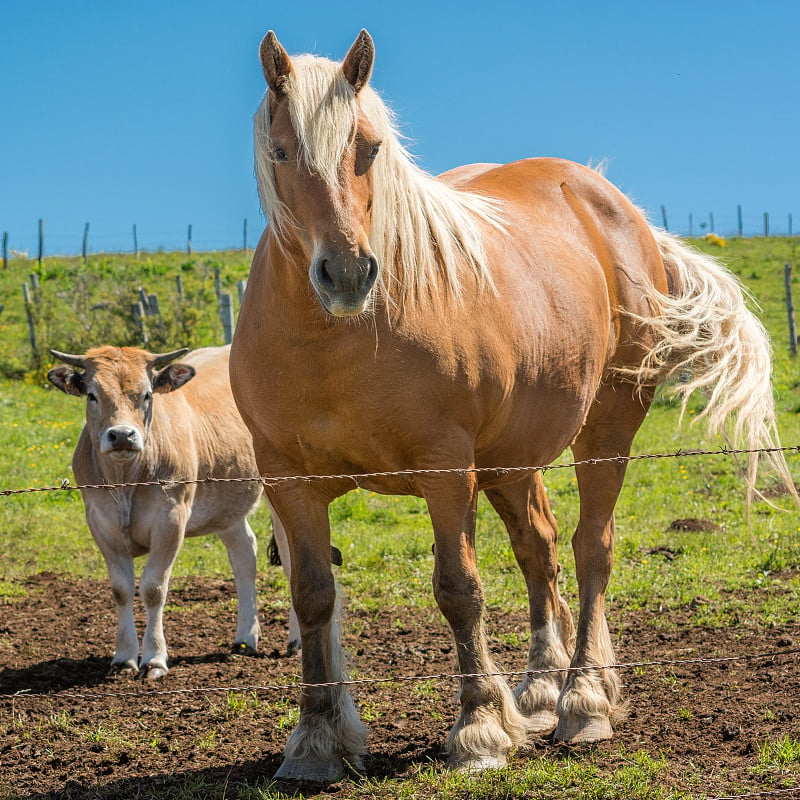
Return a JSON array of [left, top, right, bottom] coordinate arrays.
[[1, 573, 799, 798]]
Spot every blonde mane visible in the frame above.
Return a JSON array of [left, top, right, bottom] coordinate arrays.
[[254, 54, 504, 311]]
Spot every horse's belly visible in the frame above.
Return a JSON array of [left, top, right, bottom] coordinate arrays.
[[475, 385, 593, 472]]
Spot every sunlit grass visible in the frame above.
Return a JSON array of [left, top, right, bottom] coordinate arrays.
[[1, 241, 800, 799]]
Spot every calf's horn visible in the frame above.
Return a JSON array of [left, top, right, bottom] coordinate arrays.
[[151, 348, 190, 368], [50, 349, 85, 368]]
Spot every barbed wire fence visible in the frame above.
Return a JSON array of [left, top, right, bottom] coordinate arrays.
[[2, 443, 800, 498], [2, 443, 800, 798]]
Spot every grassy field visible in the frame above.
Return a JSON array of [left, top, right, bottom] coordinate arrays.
[[1, 237, 800, 798]]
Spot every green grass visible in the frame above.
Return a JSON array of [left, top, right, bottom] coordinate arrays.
[[755, 736, 800, 775], [2, 239, 800, 798]]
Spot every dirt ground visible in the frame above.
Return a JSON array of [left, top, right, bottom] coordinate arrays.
[[1, 573, 799, 799]]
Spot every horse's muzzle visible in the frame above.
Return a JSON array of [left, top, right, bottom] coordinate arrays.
[[310, 253, 379, 316]]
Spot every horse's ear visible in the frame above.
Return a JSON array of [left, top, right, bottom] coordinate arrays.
[[342, 29, 374, 94], [260, 30, 293, 96]]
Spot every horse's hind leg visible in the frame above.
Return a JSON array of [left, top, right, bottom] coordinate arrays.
[[425, 472, 528, 770], [554, 381, 653, 743], [485, 473, 574, 734]]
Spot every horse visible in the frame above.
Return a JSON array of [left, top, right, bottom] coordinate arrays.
[[229, 29, 793, 781]]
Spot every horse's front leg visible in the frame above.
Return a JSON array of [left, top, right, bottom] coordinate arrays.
[[426, 473, 528, 771], [269, 487, 367, 782]]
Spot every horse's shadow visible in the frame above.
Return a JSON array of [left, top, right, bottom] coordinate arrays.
[[18, 749, 447, 800]]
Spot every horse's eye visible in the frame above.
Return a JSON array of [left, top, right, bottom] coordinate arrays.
[[368, 143, 381, 161], [272, 146, 288, 163]]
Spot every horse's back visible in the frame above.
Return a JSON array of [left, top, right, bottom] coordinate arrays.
[[444, 158, 668, 359]]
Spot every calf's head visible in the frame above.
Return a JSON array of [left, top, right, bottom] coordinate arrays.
[[48, 346, 194, 459]]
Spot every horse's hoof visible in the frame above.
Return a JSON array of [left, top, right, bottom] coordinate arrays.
[[524, 710, 558, 735], [231, 641, 258, 656], [554, 715, 613, 743], [274, 756, 346, 782], [107, 660, 137, 678], [449, 754, 507, 772]]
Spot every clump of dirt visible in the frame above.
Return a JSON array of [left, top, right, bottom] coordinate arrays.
[[1, 573, 799, 798], [669, 517, 721, 532]]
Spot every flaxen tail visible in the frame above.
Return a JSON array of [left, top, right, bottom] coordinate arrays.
[[632, 227, 796, 508]]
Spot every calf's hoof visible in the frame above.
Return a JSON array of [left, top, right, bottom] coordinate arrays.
[[286, 638, 301, 657], [107, 659, 138, 678], [231, 641, 258, 657], [137, 662, 168, 681]]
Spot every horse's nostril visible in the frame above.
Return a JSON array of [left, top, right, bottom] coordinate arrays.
[[366, 256, 379, 285], [316, 259, 335, 291]]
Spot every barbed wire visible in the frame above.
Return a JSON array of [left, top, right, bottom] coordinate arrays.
[[709, 790, 800, 800], [1, 443, 799, 498], [3, 647, 798, 703]]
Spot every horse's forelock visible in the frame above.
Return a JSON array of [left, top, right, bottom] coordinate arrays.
[[286, 56, 358, 187]]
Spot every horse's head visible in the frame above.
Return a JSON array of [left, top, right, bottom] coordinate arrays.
[[258, 30, 381, 317]]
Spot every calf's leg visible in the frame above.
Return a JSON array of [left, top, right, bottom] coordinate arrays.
[[218, 518, 260, 655], [138, 516, 186, 680]]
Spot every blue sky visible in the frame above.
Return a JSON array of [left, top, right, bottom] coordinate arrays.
[[1, 1, 798, 254]]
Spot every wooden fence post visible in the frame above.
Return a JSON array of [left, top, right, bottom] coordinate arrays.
[[138, 287, 149, 312], [660, 205, 668, 231], [709, 212, 715, 233], [243, 218, 248, 252], [2, 231, 7, 270], [785, 263, 797, 356], [219, 292, 234, 344], [176, 275, 184, 302], [147, 294, 161, 319], [764, 212, 770, 237], [213, 266, 221, 300], [187, 224, 192, 255], [737, 205, 743, 237], [82, 222, 90, 265], [22, 283, 37, 357], [132, 302, 148, 344], [133, 224, 139, 259], [237, 279, 247, 305], [38, 218, 43, 268]]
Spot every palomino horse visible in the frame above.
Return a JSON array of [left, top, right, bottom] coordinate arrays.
[[230, 30, 792, 780]]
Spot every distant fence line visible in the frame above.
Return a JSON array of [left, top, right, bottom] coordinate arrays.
[[15, 266, 247, 356], [1, 218, 255, 268], [657, 205, 794, 238], [1, 206, 798, 266]]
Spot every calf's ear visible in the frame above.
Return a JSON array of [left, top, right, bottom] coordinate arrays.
[[153, 363, 196, 394], [47, 365, 86, 397]]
